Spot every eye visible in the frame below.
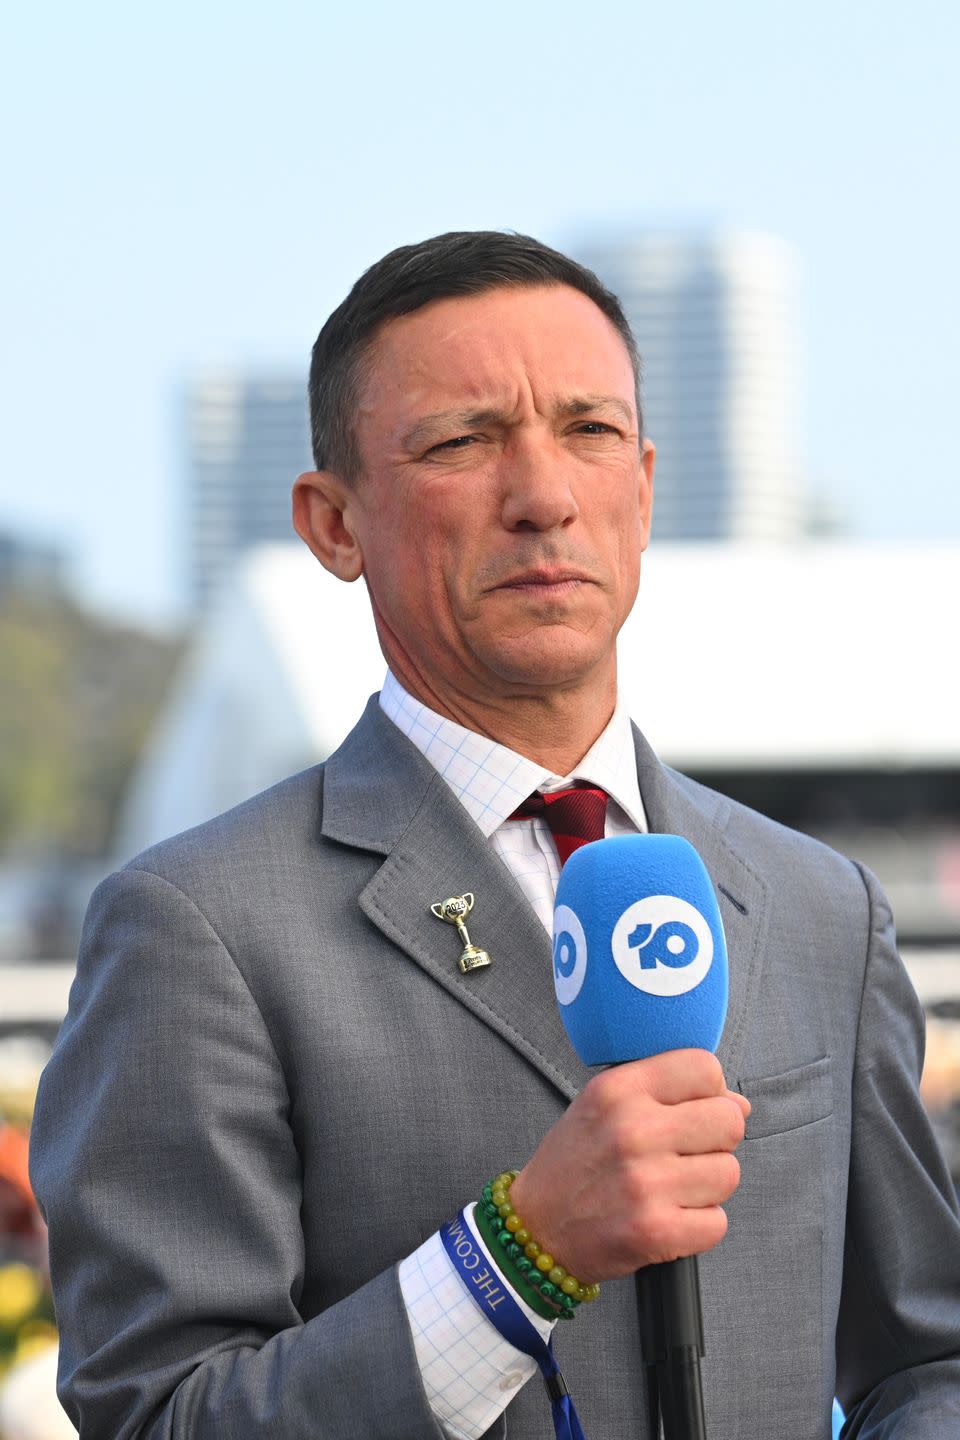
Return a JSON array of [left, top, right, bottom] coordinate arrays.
[[575, 421, 617, 436], [427, 435, 476, 454]]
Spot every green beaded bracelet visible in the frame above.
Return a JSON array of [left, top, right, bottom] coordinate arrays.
[[472, 1196, 567, 1321], [486, 1172, 601, 1306], [480, 1195, 578, 1317]]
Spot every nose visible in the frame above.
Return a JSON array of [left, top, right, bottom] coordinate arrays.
[[499, 433, 579, 533]]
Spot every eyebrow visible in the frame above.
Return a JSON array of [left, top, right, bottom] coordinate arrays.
[[401, 408, 503, 452], [400, 394, 635, 452], [561, 394, 635, 425]]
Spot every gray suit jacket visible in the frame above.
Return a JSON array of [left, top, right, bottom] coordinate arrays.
[[30, 698, 960, 1439]]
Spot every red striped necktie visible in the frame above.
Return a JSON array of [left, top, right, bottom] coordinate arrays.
[[510, 785, 608, 866]]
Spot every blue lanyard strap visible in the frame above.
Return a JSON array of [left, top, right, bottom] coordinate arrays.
[[440, 1210, 588, 1440]]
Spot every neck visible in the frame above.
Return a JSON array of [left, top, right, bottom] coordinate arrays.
[[388, 664, 618, 776]]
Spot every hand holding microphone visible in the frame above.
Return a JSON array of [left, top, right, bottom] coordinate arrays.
[[510, 833, 748, 1284], [509, 1046, 748, 1284]]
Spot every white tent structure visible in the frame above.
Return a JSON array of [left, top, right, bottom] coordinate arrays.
[[117, 541, 959, 861]]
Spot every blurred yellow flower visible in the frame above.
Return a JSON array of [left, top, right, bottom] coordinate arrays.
[[0, 1265, 42, 1327]]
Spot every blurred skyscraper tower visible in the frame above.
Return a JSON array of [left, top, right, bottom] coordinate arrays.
[[579, 232, 804, 541], [187, 377, 311, 608]]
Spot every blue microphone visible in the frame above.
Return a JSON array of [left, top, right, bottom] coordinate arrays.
[[552, 833, 728, 1062], [553, 834, 729, 1440]]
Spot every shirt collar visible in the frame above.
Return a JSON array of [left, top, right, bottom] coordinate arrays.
[[378, 670, 646, 838]]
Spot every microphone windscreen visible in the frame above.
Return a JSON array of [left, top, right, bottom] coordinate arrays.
[[553, 835, 728, 1065]]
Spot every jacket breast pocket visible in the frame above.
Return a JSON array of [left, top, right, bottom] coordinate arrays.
[[739, 1054, 834, 1140]]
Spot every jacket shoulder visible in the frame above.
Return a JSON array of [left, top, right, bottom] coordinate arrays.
[[120, 764, 327, 890], [665, 764, 867, 900]]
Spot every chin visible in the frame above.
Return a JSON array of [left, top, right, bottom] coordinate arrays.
[[486, 635, 614, 691]]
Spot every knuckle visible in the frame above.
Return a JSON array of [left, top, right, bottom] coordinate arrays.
[[643, 1051, 683, 1097], [584, 1066, 627, 1114], [729, 1102, 747, 1146], [711, 1207, 730, 1246], [695, 1207, 728, 1256], [717, 1097, 746, 1147], [605, 1115, 639, 1163], [717, 1152, 741, 1197], [695, 1051, 725, 1092], [624, 1159, 661, 1210], [585, 1067, 656, 1141], [639, 1207, 677, 1260]]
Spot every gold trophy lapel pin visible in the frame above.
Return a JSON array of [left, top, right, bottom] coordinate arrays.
[[430, 892, 491, 973]]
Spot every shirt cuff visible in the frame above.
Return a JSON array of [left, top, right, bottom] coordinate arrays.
[[398, 1202, 555, 1440]]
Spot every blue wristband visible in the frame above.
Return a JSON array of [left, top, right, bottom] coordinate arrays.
[[440, 1209, 588, 1440]]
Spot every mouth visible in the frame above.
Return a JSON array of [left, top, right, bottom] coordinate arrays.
[[493, 569, 592, 595]]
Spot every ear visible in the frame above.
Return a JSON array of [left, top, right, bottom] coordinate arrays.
[[292, 471, 364, 582], [638, 439, 655, 550]]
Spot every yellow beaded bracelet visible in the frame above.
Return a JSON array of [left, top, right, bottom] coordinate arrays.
[[489, 1171, 601, 1305]]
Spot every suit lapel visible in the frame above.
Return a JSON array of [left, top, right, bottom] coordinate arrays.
[[322, 698, 593, 1101], [322, 699, 769, 1098], [633, 727, 770, 1079]]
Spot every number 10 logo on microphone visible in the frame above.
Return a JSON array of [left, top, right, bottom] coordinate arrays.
[[553, 894, 714, 1005], [611, 896, 714, 997], [552, 905, 589, 1004]]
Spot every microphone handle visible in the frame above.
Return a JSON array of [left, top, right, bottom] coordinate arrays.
[[636, 1255, 707, 1440]]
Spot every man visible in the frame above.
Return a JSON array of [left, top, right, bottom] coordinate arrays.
[[31, 232, 960, 1438]]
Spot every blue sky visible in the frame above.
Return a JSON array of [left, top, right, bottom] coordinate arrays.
[[2, 0, 957, 625]]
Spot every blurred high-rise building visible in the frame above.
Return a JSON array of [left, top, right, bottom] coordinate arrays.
[[187, 376, 311, 608], [578, 232, 804, 541]]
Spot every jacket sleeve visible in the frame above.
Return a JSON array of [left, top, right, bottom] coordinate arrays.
[[29, 865, 447, 1440], [835, 863, 960, 1437]]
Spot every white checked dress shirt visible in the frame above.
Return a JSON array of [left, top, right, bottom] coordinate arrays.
[[381, 672, 648, 1440]]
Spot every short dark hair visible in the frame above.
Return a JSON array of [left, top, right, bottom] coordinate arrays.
[[308, 230, 642, 482]]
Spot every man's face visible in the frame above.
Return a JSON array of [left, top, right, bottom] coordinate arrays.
[[300, 283, 653, 707]]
